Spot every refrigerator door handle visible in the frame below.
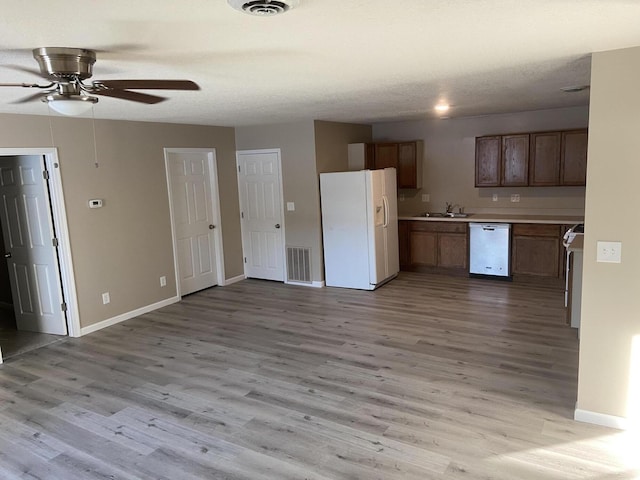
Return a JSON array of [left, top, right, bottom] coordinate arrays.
[[382, 195, 389, 228]]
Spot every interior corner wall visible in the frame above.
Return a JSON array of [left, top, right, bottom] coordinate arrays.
[[234, 121, 324, 283], [373, 106, 589, 216], [577, 46, 640, 424], [314, 120, 372, 174], [0, 113, 242, 329]]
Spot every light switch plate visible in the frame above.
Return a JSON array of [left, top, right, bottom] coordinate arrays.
[[597, 241, 622, 263], [286, 202, 295, 211], [421, 193, 430, 203]]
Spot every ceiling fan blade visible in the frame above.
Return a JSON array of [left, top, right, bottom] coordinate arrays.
[[11, 91, 48, 104], [94, 88, 167, 104], [0, 82, 47, 88], [94, 79, 199, 91], [3, 64, 48, 79]]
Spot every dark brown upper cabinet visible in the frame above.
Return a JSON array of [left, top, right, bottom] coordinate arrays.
[[368, 140, 423, 189], [475, 129, 588, 187], [561, 130, 588, 185], [502, 134, 529, 186], [530, 132, 561, 186], [475, 136, 501, 187]]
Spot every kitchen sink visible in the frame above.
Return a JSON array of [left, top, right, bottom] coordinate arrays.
[[415, 212, 472, 218]]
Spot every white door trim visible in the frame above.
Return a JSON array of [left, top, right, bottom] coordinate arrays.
[[0, 148, 81, 338], [164, 147, 226, 296], [235, 148, 287, 282]]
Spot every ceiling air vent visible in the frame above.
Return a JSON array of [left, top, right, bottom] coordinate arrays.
[[227, 0, 299, 16]]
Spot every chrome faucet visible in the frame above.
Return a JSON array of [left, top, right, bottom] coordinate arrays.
[[446, 202, 463, 215]]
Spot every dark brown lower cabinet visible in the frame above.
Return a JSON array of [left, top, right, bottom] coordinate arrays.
[[511, 224, 564, 285], [399, 220, 568, 286], [401, 221, 468, 273]]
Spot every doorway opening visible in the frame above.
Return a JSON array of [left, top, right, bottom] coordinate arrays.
[[0, 149, 80, 363]]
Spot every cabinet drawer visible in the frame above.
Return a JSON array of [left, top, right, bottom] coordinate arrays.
[[410, 221, 467, 234], [512, 223, 560, 237]]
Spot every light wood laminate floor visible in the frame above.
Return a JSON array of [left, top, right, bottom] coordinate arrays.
[[0, 273, 637, 479]]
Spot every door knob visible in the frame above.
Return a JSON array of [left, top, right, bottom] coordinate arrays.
[[4, 252, 11, 258], [209, 224, 215, 229], [275, 224, 281, 229]]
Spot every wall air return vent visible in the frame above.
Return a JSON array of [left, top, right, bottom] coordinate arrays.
[[287, 246, 311, 284], [227, 0, 300, 16]]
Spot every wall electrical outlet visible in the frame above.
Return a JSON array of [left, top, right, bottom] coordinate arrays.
[[597, 241, 622, 263], [492, 194, 498, 202], [421, 193, 430, 203], [510, 194, 520, 203], [160, 276, 167, 287], [102, 292, 110, 305], [286, 202, 295, 211]]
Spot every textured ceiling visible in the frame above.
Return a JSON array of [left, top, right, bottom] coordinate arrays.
[[0, 0, 639, 127]]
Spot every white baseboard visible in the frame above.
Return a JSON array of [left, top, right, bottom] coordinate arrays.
[[79, 296, 180, 336], [286, 280, 325, 288], [574, 408, 628, 430], [222, 274, 245, 286]]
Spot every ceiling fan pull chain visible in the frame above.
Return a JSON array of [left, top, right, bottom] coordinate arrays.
[[47, 103, 56, 148], [91, 105, 99, 168]]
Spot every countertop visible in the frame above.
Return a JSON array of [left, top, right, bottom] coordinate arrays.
[[567, 235, 584, 252], [399, 214, 584, 225]]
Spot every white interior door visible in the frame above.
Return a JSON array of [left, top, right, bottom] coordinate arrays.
[[0, 155, 67, 335], [237, 150, 285, 281], [166, 150, 219, 295]]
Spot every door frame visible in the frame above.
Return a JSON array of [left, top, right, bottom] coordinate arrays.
[[235, 148, 287, 282], [0, 148, 81, 337], [164, 147, 226, 296]]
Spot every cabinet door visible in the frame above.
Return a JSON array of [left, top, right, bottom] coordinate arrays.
[[365, 143, 376, 170], [561, 130, 588, 185], [438, 233, 468, 269], [475, 136, 501, 187], [398, 220, 410, 269], [512, 235, 560, 277], [409, 231, 437, 267], [374, 143, 398, 170], [530, 132, 561, 186], [502, 134, 529, 186], [397, 142, 418, 189]]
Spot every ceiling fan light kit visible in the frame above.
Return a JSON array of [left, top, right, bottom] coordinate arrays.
[[44, 94, 98, 116], [227, 0, 299, 16]]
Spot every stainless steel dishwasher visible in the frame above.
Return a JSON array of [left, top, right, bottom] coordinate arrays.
[[469, 223, 511, 278]]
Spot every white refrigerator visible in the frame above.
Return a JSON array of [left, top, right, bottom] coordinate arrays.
[[320, 168, 399, 290]]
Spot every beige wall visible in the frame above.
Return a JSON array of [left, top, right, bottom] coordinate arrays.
[[235, 121, 324, 282], [314, 120, 372, 174], [235, 120, 372, 284], [577, 47, 640, 423], [0, 113, 242, 329], [373, 106, 589, 216]]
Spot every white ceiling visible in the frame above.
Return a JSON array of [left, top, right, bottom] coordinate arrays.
[[1, 0, 639, 127]]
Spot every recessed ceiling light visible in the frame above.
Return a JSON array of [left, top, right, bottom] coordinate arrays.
[[560, 85, 590, 93], [434, 104, 450, 113]]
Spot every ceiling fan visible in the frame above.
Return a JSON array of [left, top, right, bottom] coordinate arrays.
[[0, 47, 200, 115]]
